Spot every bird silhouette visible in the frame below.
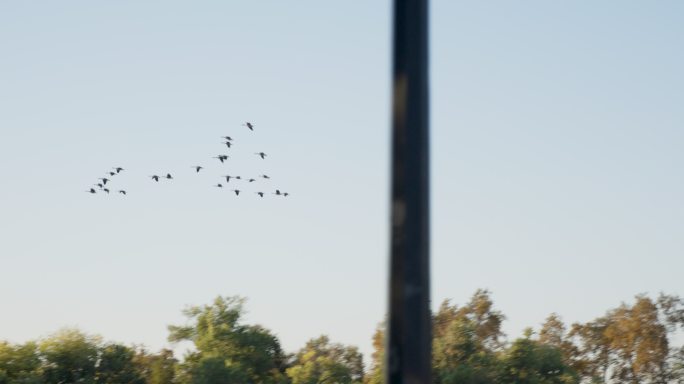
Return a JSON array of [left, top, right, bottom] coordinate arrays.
[[235, 176, 242, 180], [214, 155, 229, 163], [256, 192, 264, 197], [118, 190, 126, 195], [274, 190, 282, 196], [221, 136, 233, 141], [255, 152, 267, 159], [99, 178, 110, 184], [95, 183, 104, 189], [103, 188, 110, 193], [86, 188, 97, 194], [108, 171, 116, 176], [193, 166, 203, 173], [214, 184, 223, 188], [223, 141, 232, 148], [150, 175, 160, 182], [243, 122, 254, 131], [223, 175, 234, 183], [113, 167, 124, 173], [231, 189, 240, 196], [165, 173, 173, 179], [261, 175, 270, 179], [248, 178, 256, 183], [283, 192, 289, 197]]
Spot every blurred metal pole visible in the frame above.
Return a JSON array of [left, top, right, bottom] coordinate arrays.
[[386, 0, 431, 384]]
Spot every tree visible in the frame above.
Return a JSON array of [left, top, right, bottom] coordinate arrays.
[[364, 325, 384, 384], [568, 294, 684, 383], [95, 344, 144, 384], [168, 296, 287, 384], [670, 346, 684, 384], [432, 290, 505, 384], [539, 314, 581, 374], [286, 335, 364, 384], [432, 316, 499, 384], [182, 355, 248, 384], [39, 329, 100, 384], [498, 330, 578, 384], [133, 348, 177, 384], [0, 341, 42, 384]]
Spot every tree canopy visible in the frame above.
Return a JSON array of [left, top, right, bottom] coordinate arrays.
[[1, 291, 683, 384]]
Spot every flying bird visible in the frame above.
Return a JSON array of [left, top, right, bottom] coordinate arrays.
[[99, 178, 109, 185], [118, 190, 126, 195], [255, 152, 267, 159], [103, 188, 110, 194], [274, 190, 282, 196], [248, 178, 256, 183], [95, 183, 104, 189], [243, 122, 254, 131], [113, 167, 124, 173], [193, 166, 203, 173], [108, 171, 116, 176], [86, 188, 97, 194], [223, 141, 232, 148], [214, 184, 223, 188], [283, 192, 289, 197], [223, 175, 233, 183], [214, 155, 229, 163], [165, 173, 173, 179], [150, 175, 160, 182], [221, 136, 233, 141], [256, 192, 264, 197], [231, 189, 240, 196], [235, 176, 242, 180], [260, 175, 270, 179]]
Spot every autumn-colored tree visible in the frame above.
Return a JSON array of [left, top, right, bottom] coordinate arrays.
[[368, 290, 509, 384], [538, 314, 582, 374], [568, 293, 684, 383], [434, 290, 506, 352], [364, 325, 384, 384], [432, 290, 506, 384]]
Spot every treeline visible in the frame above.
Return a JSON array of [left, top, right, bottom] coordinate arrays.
[[1, 292, 683, 384]]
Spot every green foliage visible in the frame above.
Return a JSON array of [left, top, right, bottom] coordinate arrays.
[[169, 296, 287, 384], [1, 291, 682, 384], [39, 328, 100, 384], [95, 344, 145, 384], [184, 355, 248, 384], [286, 335, 363, 384], [0, 341, 42, 384], [433, 317, 499, 384], [134, 348, 177, 384], [432, 291, 505, 384], [369, 291, 578, 384], [498, 332, 578, 384]]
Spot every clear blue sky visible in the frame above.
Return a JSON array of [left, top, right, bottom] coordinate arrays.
[[1, 1, 683, 361]]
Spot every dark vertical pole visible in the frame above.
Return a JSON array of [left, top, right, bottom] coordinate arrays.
[[386, 0, 430, 384]]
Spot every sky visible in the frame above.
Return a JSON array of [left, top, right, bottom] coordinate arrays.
[[1, 1, 683, 362]]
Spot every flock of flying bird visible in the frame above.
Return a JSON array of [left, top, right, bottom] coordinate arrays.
[[86, 122, 290, 198]]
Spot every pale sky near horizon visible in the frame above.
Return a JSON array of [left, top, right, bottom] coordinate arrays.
[[1, 1, 683, 362]]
